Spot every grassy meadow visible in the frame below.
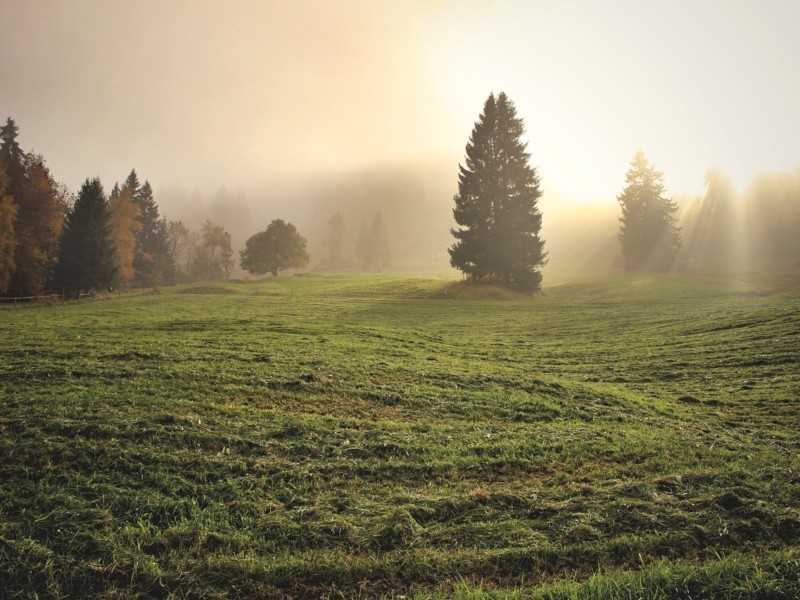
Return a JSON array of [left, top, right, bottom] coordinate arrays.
[[1, 272, 799, 598]]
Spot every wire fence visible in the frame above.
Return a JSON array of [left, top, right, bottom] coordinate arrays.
[[0, 294, 64, 305], [0, 287, 149, 306]]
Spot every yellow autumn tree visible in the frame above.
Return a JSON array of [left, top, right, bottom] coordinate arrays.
[[0, 163, 17, 293], [108, 182, 141, 286]]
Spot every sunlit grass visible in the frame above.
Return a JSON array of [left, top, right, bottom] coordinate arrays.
[[1, 272, 798, 597]]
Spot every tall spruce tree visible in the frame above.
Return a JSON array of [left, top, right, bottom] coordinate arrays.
[[449, 92, 546, 292], [617, 151, 682, 272], [133, 178, 168, 286], [52, 178, 117, 298], [0, 118, 25, 186]]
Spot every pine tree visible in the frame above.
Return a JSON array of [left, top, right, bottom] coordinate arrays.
[[0, 118, 25, 186], [133, 178, 168, 286], [617, 151, 682, 272], [52, 178, 117, 298], [449, 92, 546, 292], [123, 169, 141, 196]]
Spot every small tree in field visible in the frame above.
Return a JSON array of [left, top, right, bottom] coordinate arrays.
[[617, 151, 681, 272], [240, 219, 309, 276], [449, 92, 546, 292]]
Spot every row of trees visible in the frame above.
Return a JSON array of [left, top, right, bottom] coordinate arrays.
[[0, 117, 245, 298], [1, 116, 379, 297], [49, 176, 239, 298], [5, 100, 797, 297], [0, 118, 69, 296]]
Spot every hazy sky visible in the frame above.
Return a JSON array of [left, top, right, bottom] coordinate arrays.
[[2, 0, 798, 202]]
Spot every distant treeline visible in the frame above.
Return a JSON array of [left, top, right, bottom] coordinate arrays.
[[2, 114, 799, 298], [0, 118, 240, 297], [0, 117, 403, 298]]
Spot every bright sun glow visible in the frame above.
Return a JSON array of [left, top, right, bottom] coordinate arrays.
[[1, 0, 798, 205], [423, 0, 800, 203]]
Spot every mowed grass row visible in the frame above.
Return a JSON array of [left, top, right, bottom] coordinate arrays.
[[0, 272, 798, 598]]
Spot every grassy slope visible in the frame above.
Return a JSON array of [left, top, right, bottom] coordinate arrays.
[[0, 272, 798, 598]]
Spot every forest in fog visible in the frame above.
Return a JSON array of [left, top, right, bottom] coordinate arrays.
[[2, 113, 799, 299]]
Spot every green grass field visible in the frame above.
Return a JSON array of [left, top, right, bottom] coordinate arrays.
[[1, 272, 799, 599]]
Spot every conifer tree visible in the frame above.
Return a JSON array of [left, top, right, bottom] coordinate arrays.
[[52, 178, 117, 298], [133, 178, 168, 286], [449, 92, 546, 292], [0, 118, 25, 186], [617, 151, 682, 272], [123, 169, 141, 196]]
